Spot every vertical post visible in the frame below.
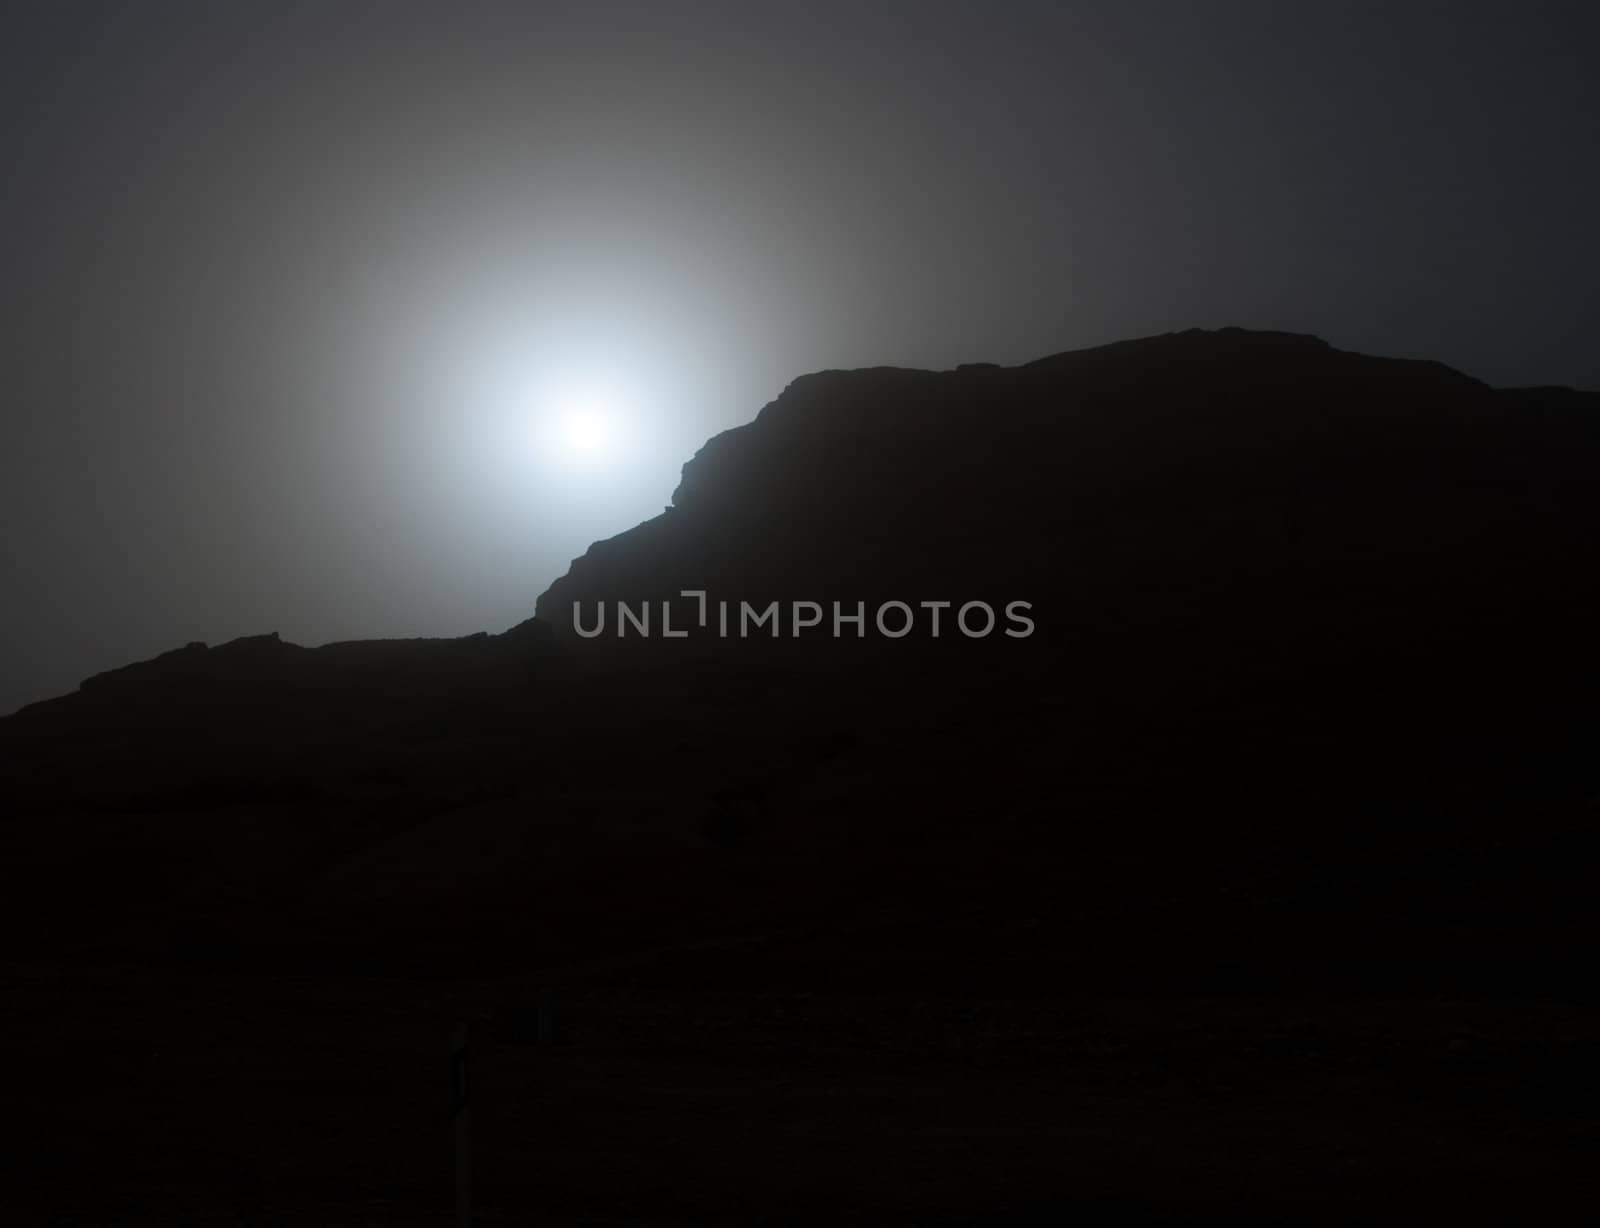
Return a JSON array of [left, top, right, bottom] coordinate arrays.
[[451, 1022, 471, 1228]]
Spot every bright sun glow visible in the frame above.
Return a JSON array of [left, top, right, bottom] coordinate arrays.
[[559, 407, 612, 456], [541, 383, 631, 470]]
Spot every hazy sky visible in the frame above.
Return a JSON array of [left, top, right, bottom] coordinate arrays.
[[4, 1, 1597, 713]]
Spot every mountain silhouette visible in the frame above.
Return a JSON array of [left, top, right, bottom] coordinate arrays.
[[3, 328, 1599, 1222], [535, 326, 1600, 755], [4, 325, 1596, 971]]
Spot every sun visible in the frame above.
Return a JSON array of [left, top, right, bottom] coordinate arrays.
[[544, 384, 626, 466], [559, 407, 612, 456], [526, 377, 644, 477]]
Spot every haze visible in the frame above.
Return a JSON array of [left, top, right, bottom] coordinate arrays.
[[4, 0, 1597, 714]]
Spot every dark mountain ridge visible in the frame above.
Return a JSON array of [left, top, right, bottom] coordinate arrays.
[[537, 327, 1599, 703], [6, 328, 1600, 1224], [3, 327, 1598, 983]]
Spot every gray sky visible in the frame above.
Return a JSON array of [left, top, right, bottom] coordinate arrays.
[[4, 0, 1597, 713]]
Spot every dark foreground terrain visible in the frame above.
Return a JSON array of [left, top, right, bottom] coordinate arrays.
[[8, 952, 1600, 1225], [3, 329, 1598, 1222]]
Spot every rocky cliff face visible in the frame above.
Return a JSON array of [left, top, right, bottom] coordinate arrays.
[[4, 327, 1598, 982], [535, 327, 1600, 703]]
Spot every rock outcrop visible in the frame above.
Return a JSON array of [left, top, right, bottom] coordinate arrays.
[[535, 327, 1600, 707], [3, 327, 1598, 986]]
